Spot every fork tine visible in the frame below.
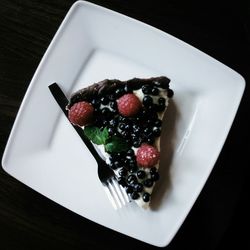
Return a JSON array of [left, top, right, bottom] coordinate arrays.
[[107, 179, 122, 208], [119, 184, 131, 203], [103, 184, 118, 210], [112, 178, 126, 206]]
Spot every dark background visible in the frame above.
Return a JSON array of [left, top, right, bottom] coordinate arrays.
[[0, 0, 249, 249]]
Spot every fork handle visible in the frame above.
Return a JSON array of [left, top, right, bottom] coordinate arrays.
[[48, 83, 104, 164]]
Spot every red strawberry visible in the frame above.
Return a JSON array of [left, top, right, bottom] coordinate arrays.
[[136, 144, 160, 168], [117, 93, 142, 117], [68, 101, 94, 126]]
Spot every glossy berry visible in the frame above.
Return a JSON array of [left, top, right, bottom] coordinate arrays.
[[131, 192, 140, 200], [117, 94, 142, 117], [101, 96, 109, 105], [136, 144, 160, 168], [142, 192, 151, 202], [126, 186, 133, 194], [110, 101, 117, 110], [143, 179, 153, 188], [115, 88, 125, 97], [124, 84, 133, 93], [151, 172, 160, 181], [154, 119, 162, 127], [127, 174, 137, 184], [134, 183, 143, 192], [142, 96, 153, 106], [150, 167, 157, 174], [137, 170, 146, 179], [167, 89, 174, 98], [151, 87, 159, 95], [127, 149, 135, 156], [142, 84, 151, 94], [158, 97, 166, 105], [117, 177, 126, 187], [119, 168, 128, 177], [68, 101, 94, 126], [152, 127, 161, 136]]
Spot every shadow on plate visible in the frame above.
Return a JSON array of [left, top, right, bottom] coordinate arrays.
[[150, 100, 179, 210]]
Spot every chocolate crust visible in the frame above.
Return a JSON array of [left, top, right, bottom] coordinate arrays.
[[67, 76, 170, 108]]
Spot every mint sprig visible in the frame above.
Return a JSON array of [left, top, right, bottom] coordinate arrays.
[[84, 126, 129, 153]]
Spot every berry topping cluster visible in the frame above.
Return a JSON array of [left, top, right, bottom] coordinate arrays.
[[68, 78, 173, 203]]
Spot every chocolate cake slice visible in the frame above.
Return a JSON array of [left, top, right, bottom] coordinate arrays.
[[67, 76, 173, 208]]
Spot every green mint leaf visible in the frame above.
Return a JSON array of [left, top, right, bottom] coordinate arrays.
[[84, 126, 109, 145], [104, 136, 130, 153]]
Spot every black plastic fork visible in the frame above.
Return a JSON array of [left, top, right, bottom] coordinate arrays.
[[48, 83, 129, 209]]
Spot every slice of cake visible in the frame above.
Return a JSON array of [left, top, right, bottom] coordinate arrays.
[[67, 76, 173, 209]]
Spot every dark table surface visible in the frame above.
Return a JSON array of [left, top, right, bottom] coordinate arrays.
[[0, 1, 249, 249]]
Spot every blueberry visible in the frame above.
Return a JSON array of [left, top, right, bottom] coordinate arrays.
[[117, 177, 126, 187], [119, 123, 126, 130], [143, 179, 153, 188], [146, 137, 155, 144], [101, 107, 111, 115], [127, 174, 137, 184], [137, 170, 146, 179], [124, 84, 133, 93], [133, 139, 142, 148], [108, 94, 116, 101], [119, 168, 128, 177], [142, 84, 151, 94], [127, 149, 134, 156], [152, 127, 161, 136], [102, 120, 109, 126], [124, 124, 131, 131], [110, 161, 120, 170], [134, 183, 143, 192], [154, 119, 162, 127], [108, 127, 115, 136], [91, 98, 100, 107], [154, 80, 169, 89], [151, 172, 160, 181], [167, 89, 174, 98], [115, 88, 125, 97], [101, 96, 109, 105], [109, 119, 118, 127], [158, 97, 166, 105], [156, 104, 166, 112], [131, 191, 140, 200], [126, 186, 133, 194], [143, 96, 153, 106], [110, 101, 117, 110], [150, 167, 157, 174], [129, 166, 138, 173], [142, 192, 151, 202], [151, 87, 159, 95], [120, 131, 129, 138]]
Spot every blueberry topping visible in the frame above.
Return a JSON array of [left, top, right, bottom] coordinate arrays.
[[101, 107, 111, 116], [137, 170, 146, 179], [142, 84, 151, 94], [120, 131, 129, 138], [143, 96, 153, 106], [167, 89, 174, 98], [117, 177, 126, 187], [119, 123, 126, 130], [124, 84, 133, 93], [131, 192, 140, 200], [127, 149, 134, 156], [152, 126, 161, 136], [108, 127, 115, 136], [124, 124, 131, 131], [142, 192, 151, 202], [127, 174, 137, 184], [133, 139, 142, 148], [151, 87, 159, 95], [156, 104, 166, 112], [151, 172, 160, 181], [143, 179, 153, 188], [108, 94, 116, 101], [150, 167, 157, 174], [115, 88, 125, 97], [154, 119, 162, 127], [126, 186, 133, 194], [109, 119, 118, 127], [110, 161, 120, 170], [91, 98, 100, 107], [134, 183, 143, 192], [101, 96, 109, 105], [129, 166, 138, 173], [158, 97, 166, 105], [119, 168, 128, 177], [146, 137, 155, 144], [110, 101, 117, 110]]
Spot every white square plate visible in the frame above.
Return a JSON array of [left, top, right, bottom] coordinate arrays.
[[2, 1, 245, 247]]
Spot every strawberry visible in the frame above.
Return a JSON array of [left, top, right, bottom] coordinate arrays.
[[117, 93, 142, 117], [68, 101, 94, 126], [136, 144, 160, 168]]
